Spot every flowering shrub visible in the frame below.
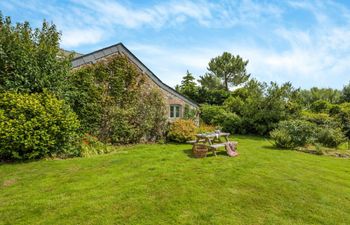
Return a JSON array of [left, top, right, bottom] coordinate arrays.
[[167, 119, 197, 143]]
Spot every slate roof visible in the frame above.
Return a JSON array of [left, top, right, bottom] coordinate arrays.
[[71, 43, 199, 108], [60, 49, 84, 58]]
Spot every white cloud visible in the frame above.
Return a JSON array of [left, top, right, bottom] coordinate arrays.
[[60, 28, 104, 48], [2, 0, 350, 88]]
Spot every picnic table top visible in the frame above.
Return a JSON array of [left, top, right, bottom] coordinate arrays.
[[195, 132, 230, 138]]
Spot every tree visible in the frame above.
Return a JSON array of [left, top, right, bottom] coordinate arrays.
[[224, 80, 301, 135], [175, 70, 198, 101], [300, 87, 341, 107], [0, 13, 71, 96], [341, 82, 350, 102], [207, 52, 250, 91], [198, 73, 224, 90]]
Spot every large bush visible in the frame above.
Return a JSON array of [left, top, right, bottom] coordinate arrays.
[[301, 111, 340, 127], [200, 104, 240, 133], [224, 80, 301, 135], [310, 100, 333, 113], [66, 55, 167, 144], [270, 120, 316, 149], [0, 92, 80, 160], [167, 119, 197, 143], [315, 128, 346, 148]]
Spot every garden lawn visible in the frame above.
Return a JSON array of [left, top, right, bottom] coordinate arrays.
[[1, 136, 350, 225]]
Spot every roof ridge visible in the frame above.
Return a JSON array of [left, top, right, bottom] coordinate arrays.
[[71, 42, 199, 107]]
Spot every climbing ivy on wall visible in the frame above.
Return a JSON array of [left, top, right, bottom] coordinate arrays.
[[66, 54, 167, 144]]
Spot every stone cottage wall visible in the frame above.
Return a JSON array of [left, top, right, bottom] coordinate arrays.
[[72, 50, 199, 123]]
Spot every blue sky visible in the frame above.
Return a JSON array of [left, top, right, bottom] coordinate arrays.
[[1, 0, 350, 89]]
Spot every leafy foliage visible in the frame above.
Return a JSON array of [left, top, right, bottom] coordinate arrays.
[[80, 134, 116, 157], [196, 123, 216, 134], [224, 80, 301, 135], [167, 119, 197, 143], [0, 92, 80, 160], [0, 13, 71, 96], [183, 104, 198, 120], [301, 111, 340, 128], [66, 54, 167, 144], [175, 70, 198, 101], [270, 120, 317, 149], [316, 128, 346, 148], [200, 104, 241, 133], [330, 103, 350, 141], [300, 87, 341, 107], [341, 82, 350, 102], [310, 100, 333, 113], [198, 73, 225, 90], [196, 88, 230, 105], [207, 52, 250, 90]]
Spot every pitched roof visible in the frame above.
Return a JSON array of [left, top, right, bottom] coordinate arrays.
[[71, 43, 198, 108]]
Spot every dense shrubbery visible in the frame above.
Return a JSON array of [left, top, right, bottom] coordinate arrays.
[[0, 92, 80, 160], [270, 120, 316, 149], [316, 128, 346, 148], [167, 119, 197, 143], [200, 104, 240, 133], [0, 13, 169, 161], [271, 120, 346, 149], [67, 55, 167, 144]]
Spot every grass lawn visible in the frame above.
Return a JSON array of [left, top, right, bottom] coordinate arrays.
[[1, 135, 350, 225]]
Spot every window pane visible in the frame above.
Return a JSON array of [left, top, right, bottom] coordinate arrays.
[[175, 106, 180, 117], [170, 106, 174, 117]]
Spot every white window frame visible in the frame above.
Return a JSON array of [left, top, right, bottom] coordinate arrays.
[[170, 105, 181, 118]]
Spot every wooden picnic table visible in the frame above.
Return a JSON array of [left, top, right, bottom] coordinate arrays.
[[190, 132, 230, 156]]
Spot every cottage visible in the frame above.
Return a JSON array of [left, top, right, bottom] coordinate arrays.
[[71, 43, 199, 121]]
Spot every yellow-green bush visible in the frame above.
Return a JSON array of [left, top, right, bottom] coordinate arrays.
[[0, 92, 80, 160], [167, 119, 197, 143], [196, 123, 216, 134]]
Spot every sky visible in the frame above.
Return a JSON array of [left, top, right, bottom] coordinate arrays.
[[1, 0, 350, 89]]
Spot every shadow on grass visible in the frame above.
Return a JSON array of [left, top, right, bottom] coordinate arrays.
[[182, 149, 230, 158], [261, 145, 297, 153], [232, 135, 265, 141]]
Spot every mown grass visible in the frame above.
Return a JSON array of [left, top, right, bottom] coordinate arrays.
[[1, 135, 350, 225]]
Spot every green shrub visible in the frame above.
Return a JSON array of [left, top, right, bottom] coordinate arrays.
[[0, 92, 80, 160], [270, 129, 294, 149], [80, 134, 115, 157], [315, 128, 346, 148], [301, 111, 339, 127], [196, 123, 216, 134], [183, 104, 198, 120], [167, 119, 197, 143], [270, 120, 316, 149], [219, 112, 241, 133], [200, 104, 241, 133], [310, 100, 333, 113], [200, 104, 226, 125]]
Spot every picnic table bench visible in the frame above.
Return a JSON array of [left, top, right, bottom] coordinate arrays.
[[188, 132, 231, 156]]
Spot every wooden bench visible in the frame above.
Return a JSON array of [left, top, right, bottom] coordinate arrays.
[[210, 143, 227, 149], [186, 139, 206, 144], [209, 142, 238, 156]]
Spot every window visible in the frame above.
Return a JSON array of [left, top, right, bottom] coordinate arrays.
[[170, 105, 181, 118]]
